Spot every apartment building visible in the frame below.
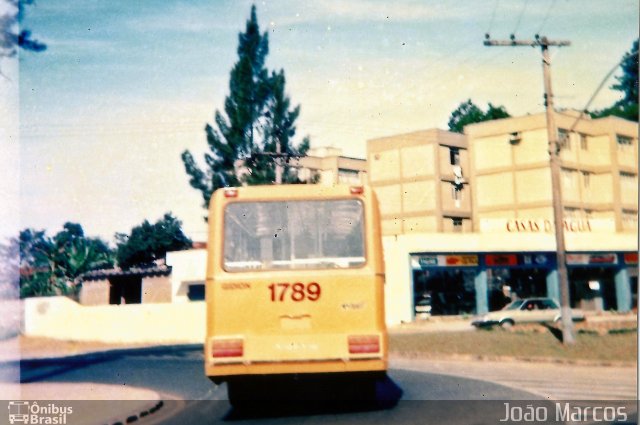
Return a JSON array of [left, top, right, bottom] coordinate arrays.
[[292, 146, 367, 185], [368, 112, 637, 322], [367, 129, 471, 236], [465, 110, 638, 233]]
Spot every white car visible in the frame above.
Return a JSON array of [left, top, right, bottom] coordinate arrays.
[[471, 298, 585, 328]]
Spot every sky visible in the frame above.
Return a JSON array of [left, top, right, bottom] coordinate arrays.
[[2, 0, 638, 244]]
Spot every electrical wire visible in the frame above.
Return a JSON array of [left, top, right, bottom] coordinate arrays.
[[486, 0, 500, 35], [512, 0, 530, 36], [536, 0, 557, 35], [568, 47, 639, 133]]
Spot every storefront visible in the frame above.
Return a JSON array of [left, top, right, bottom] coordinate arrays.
[[411, 254, 479, 316], [410, 252, 558, 317], [382, 232, 637, 325], [484, 252, 557, 311], [566, 252, 637, 312]]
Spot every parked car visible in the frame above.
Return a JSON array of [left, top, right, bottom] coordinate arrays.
[[471, 297, 585, 328]]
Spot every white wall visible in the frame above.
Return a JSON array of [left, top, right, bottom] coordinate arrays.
[[166, 249, 207, 302], [23, 297, 205, 343]]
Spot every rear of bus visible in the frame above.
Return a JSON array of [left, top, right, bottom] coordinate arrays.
[[204, 184, 387, 400]]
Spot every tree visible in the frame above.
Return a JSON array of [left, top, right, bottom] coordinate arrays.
[[115, 213, 192, 269], [181, 5, 309, 213], [0, 0, 46, 63], [591, 39, 639, 122], [245, 70, 310, 185], [10, 223, 114, 298], [51, 223, 113, 281], [447, 100, 510, 133]]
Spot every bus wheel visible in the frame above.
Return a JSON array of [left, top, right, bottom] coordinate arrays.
[[227, 380, 251, 408]]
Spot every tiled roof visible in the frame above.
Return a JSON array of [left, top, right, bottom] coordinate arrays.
[[81, 265, 172, 281]]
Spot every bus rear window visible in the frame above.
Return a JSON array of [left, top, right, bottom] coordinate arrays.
[[223, 199, 365, 271]]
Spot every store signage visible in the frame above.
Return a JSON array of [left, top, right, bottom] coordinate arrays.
[[484, 253, 551, 267], [418, 256, 439, 267], [624, 253, 638, 265], [445, 255, 478, 266], [416, 254, 478, 268], [485, 254, 518, 266], [479, 218, 615, 234], [566, 253, 617, 265]]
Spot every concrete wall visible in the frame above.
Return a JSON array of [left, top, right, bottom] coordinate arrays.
[[23, 297, 205, 343]]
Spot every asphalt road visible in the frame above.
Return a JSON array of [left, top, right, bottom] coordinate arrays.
[[11, 348, 637, 425]]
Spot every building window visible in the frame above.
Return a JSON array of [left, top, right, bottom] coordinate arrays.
[[337, 168, 360, 184], [582, 171, 591, 188], [564, 207, 579, 219], [449, 147, 460, 166], [562, 169, 576, 189], [579, 133, 588, 150], [620, 172, 637, 193], [622, 210, 638, 230], [452, 186, 461, 200], [617, 135, 633, 151], [187, 283, 205, 301], [452, 218, 463, 232], [558, 129, 570, 150], [451, 185, 463, 208]]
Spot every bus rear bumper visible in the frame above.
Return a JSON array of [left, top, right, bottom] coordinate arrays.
[[206, 358, 387, 384]]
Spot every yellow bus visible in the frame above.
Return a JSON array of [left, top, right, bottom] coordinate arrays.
[[204, 184, 387, 403]]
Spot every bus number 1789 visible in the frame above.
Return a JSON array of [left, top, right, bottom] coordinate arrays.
[[268, 282, 321, 302]]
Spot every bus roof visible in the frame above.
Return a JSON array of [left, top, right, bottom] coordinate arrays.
[[211, 184, 372, 203]]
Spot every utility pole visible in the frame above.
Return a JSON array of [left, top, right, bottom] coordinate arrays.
[[484, 34, 575, 345], [275, 138, 283, 184], [250, 140, 291, 185]]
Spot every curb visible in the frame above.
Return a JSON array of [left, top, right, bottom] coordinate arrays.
[[389, 352, 637, 368], [2, 343, 204, 367]]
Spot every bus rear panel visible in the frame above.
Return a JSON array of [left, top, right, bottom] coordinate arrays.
[[204, 185, 387, 385]]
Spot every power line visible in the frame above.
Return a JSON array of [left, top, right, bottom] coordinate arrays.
[[512, 0, 530, 36], [486, 0, 501, 34], [568, 46, 639, 133], [536, 0, 558, 34]]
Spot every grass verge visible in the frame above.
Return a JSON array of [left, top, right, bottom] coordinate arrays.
[[389, 327, 637, 364]]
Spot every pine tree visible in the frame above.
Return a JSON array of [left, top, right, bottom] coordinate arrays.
[[245, 70, 310, 185], [182, 5, 309, 212]]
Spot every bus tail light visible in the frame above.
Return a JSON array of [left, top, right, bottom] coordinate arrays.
[[211, 338, 244, 358], [350, 186, 364, 195], [348, 335, 380, 354], [224, 188, 239, 198]]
